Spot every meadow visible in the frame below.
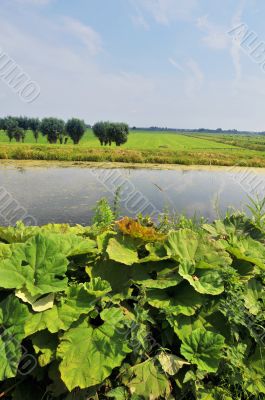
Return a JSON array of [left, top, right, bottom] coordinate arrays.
[[1, 129, 265, 167]]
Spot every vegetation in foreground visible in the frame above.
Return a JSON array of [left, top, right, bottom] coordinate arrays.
[[0, 201, 264, 399]]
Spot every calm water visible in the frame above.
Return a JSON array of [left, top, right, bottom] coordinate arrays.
[[0, 165, 264, 226]]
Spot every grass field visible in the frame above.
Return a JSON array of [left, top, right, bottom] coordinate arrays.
[[0, 129, 238, 150], [1, 129, 265, 166]]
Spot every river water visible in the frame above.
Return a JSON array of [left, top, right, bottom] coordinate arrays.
[[0, 164, 264, 226]]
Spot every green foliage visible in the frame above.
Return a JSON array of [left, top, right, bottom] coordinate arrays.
[[92, 121, 129, 146], [4, 116, 19, 142], [28, 118, 40, 142], [0, 212, 263, 399], [92, 198, 115, 230], [65, 118, 86, 145], [40, 117, 65, 144]]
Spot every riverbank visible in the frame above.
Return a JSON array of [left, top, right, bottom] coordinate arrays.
[[0, 143, 265, 167], [2, 158, 265, 173]]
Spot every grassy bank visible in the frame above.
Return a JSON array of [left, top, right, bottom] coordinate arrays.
[[0, 143, 265, 167], [1, 130, 265, 167]]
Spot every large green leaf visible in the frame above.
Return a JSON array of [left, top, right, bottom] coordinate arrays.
[[31, 330, 58, 367], [244, 278, 264, 315], [106, 387, 128, 399], [140, 242, 169, 263], [170, 312, 229, 342], [130, 260, 182, 289], [196, 387, 233, 400], [169, 315, 206, 341], [89, 258, 182, 294], [0, 295, 31, 380], [121, 359, 171, 399], [0, 233, 97, 296], [106, 236, 139, 266], [180, 328, 225, 372], [244, 347, 265, 397], [227, 237, 265, 270], [25, 279, 111, 335], [50, 233, 97, 257], [165, 229, 231, 269], [248, 346, 265, 375], [165, 229, 199, 261], [87, 259, 133, 294], [57, 308, 132, 391], [0, 235, 68, 295], [147, 282, 205, 316], [178, 260, 224, 295]]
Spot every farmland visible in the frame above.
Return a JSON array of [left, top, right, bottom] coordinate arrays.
[[1, 129, 265, 167], [0, 129, 238, 149]]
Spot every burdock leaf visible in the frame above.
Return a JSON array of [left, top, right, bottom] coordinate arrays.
[[57, 308, 131, 391], [180, 328, 225, 372], [25, 280, 111, 335], [0, 295, 31, 380], [107, 236, 139, 265], [147, 282, 204, 316], [179, 260, 224, 295], [121, 358, 170, 399]]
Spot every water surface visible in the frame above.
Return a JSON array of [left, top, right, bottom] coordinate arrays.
[[0, 165, 264, 226]]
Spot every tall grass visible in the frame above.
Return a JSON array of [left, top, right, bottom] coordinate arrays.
[[0, 144, 265, 167]]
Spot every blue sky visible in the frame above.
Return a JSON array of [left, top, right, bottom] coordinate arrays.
[[0, 0, 265, 130]]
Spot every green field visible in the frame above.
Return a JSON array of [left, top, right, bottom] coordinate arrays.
[[0, 129, 238, 150], [1, 129, 265, 167]]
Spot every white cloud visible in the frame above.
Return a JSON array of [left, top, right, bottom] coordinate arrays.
[[132, 0, 198, 25], [0, 15, 157, 124], [185, 59, 204, 97], [197, 1, 246, 85], [229, 0, 246, 84], [169, 57, 204, 97], [62, 17, 102, 55], [131, 13, 149, 30], [168, 58, 184, 72], [196, 15, 228, 49]]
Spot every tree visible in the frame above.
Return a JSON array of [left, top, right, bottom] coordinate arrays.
[[28, 118, 40, 143], [4, 117, 18, 142], [92, 122, 129, 146], [92, 121, 110, 146], [13, 127, 24, 142], [16, 116, 29, 143], [109, 123, 129, 146], [66, 118, 86, 144], [40, 118, 65, 144], [0, 118, 5, 130], [0, 118, 7, 141]]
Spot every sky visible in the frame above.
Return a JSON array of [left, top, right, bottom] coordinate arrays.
[[0, 0, 265, 130]]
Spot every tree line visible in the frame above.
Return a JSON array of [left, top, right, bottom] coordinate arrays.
[[0, 116, 129, 146]]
